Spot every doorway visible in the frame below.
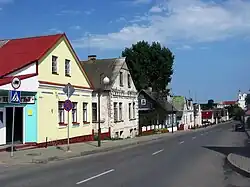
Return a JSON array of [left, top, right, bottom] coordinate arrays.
[[0, 108, 6, 145], [6, 107, 23, 144]]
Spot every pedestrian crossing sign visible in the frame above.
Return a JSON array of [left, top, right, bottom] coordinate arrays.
[[9, 90, 21, 104]]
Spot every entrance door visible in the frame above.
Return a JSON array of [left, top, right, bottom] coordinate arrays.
[[6, 107, 23, 144], [0, 108, 6, 145]]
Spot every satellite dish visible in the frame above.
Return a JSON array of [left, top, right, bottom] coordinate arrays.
[[11, 77, 21, 89]]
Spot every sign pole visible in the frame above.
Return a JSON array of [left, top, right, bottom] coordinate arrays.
[[10, 105, 15, 157], [67, 88, 70, 152]]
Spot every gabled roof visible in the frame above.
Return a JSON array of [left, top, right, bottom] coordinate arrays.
[[81, 58, 125, 90], [0, 33, 63, 77], [0, 33, 93, 88], [140, 89, 177, 112]]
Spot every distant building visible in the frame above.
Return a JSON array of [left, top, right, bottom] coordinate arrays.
[[237, 90, 247, 110]]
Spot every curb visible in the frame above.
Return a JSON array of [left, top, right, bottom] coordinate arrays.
[[245, 129, 250, 139], [226, 153, 250, 178], [31, 136, 164, 164]]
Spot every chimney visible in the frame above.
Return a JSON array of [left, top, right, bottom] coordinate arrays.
[[88, 55, 97, 61]]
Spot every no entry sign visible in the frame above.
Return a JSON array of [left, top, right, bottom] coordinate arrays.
[[64, 99, 73, 112]]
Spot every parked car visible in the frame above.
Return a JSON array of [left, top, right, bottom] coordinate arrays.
[[234, 123, 245, 132]]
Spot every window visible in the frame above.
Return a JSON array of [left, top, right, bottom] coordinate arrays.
[[52, 56, 58, 74], [65, 59, 71, 76], [72, 102, 77, 123], [190, 114, 192, 122], [128, 74, 131, 88], [119, 72, 123, 86], [58, 101, 64, 124], [133, 102, 135, 119], [83, 103, 88, 122], [114, 102, 118, 122], [119, 103, 122, 120], [92, 103, 97, 122], [141, 99, 146, 105], [129, 103, 131, 119]]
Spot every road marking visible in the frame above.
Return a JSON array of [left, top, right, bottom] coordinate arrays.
[[192, 136, 196, 139], [152, 149, 164, 156], [179, 141, 184, 144], [76, 169, 114, 185], [201, 133, 204, 136]]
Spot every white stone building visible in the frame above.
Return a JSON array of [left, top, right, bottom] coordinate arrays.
[[81, 56, 139, 139], [172, 96, 195, 130], [237, 90, 247, 110]]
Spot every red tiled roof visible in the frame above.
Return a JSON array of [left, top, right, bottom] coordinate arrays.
[[0, 34, 63, 77], [223, 101, 237, 105], [0, 73, 37, 86]]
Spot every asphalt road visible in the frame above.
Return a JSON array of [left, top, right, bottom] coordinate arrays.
[[1, 122, 250, 187]]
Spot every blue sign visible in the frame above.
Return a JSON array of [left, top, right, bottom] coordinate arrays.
[[64, 99, 73, 112], [9, 90, 21, 104]]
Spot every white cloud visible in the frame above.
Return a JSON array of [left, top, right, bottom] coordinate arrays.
[[73, 0, 250, 50], [48, 28, 63, 34], [149, 6, 163, 13], [133, 0, 152, 4], [84, 9, 95, 15], [0, 7, 2, 11], [70, 25, 81, 30], [176, 45, 192, 50], [56, 10, 81, 16]]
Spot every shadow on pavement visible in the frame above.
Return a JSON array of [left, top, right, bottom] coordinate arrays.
[[203, 132, 250, 158]]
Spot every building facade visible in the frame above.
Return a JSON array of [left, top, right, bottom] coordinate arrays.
[[138, 89, 177, 133], [0, 34, 94, 146], [82, 56, 139, 139]]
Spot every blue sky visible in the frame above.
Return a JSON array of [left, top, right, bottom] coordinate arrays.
[[0, 0, 250, 103]]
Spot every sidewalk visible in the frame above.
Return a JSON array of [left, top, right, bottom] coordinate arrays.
[[0, 131, 183, 166], [226, 128, 250, 177], [0, 123, 226, 166]]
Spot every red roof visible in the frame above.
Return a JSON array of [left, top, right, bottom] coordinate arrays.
[[0, 34, 63, 77], [0, 73, 36, 86], [223, 101, 237, 105]]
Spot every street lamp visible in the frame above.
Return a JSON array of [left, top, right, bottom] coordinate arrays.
[[97, 74, 110, 147]]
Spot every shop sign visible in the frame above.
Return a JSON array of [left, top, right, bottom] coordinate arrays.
[[0, 96, 35, 104]]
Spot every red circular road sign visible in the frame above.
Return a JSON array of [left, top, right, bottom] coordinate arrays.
[[64, 99, 73, 112]]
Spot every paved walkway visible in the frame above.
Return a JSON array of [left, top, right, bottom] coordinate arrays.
[[226, 128, 250, 177]]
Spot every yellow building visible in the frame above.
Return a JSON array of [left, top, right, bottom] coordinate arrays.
[[37, 34, 94, 144]]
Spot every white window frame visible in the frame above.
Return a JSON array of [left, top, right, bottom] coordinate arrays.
[[114, 102, 118, 122], [128, 73, 131, 88], [65, 59, 71, 76], [141, 99, 146, 106], [83, 103, 88, 122], [119, 102, 122, 120], [72, 102, 78, 123], [133, 102, 135, 119], [129, 103, 131, 119], [52, 56, 58, 74], [58, 101, 65, 124]]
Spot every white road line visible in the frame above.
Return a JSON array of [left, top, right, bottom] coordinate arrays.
[[76, 169, 115, 185], [179, 141, 184, 144], [201, 133, 204, 136], [192, 136, 196, 139], [152, 149, 164, 156]]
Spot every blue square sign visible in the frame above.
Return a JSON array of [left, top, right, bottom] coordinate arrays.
[[9, 90, 21, 104]]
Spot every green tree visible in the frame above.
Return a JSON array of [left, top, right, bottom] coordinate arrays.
[[121, 41, 174, 92], [225, 104, 244, 121]]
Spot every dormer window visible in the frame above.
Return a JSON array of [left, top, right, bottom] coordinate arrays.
[[52, 56, 58, 74]]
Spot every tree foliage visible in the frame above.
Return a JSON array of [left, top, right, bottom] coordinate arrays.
[[121, 41, 174, 92], [225, 104, 244, 120]]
